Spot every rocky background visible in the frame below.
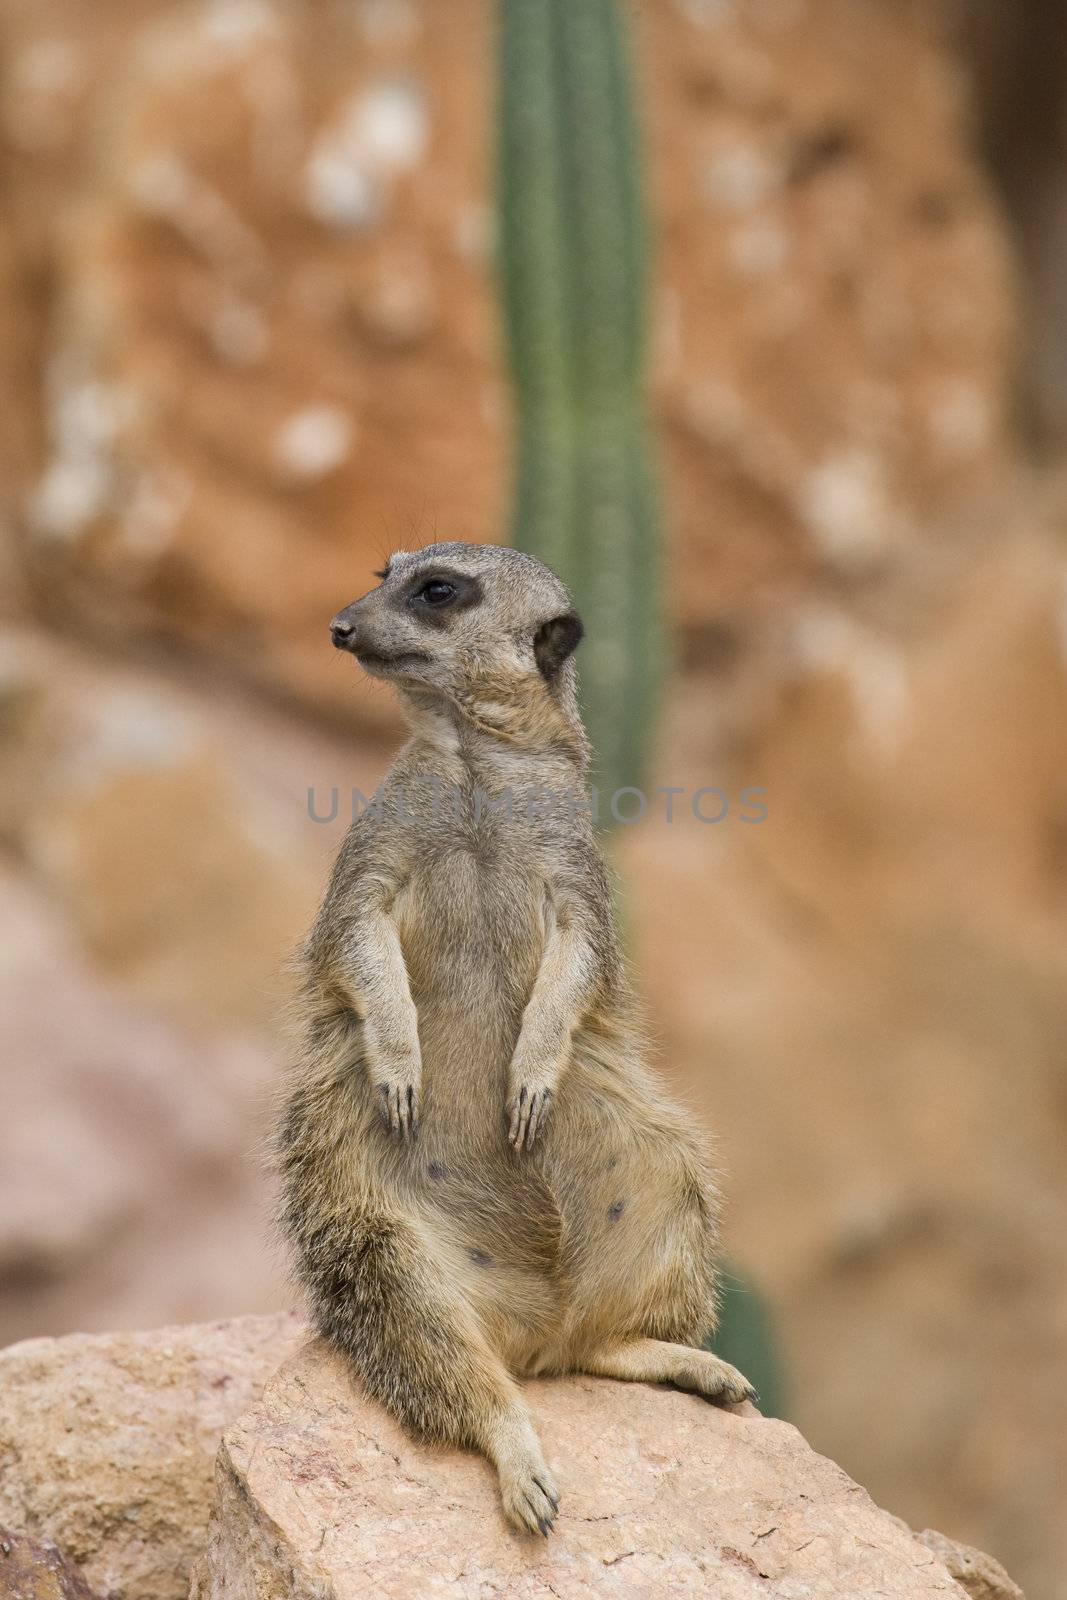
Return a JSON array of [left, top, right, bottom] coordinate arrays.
[[1, 2, 1065, 1598]]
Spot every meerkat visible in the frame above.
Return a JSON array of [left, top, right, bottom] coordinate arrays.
[[277, 541, 754, 1536]]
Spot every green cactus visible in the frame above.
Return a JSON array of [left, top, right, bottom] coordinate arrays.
[[495, 0, 665, 803], [706, 1266, 787, 1420]]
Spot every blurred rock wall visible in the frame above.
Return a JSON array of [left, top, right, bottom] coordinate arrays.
[[0, 0, 1017, 719], [963, 0, 1067, 447]]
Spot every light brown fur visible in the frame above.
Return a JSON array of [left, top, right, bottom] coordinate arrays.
[[276, 542, 752, 1535]]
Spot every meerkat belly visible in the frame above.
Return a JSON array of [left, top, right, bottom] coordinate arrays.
[[391, 849, 562, 1299]]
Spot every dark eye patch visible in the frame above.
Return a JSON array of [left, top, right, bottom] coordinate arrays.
[[403, 568, 483, 625]]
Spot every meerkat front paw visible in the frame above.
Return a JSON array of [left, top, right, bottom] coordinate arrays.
[[370, 1064, 422, 1140], [506, 1081, 554, 1151]]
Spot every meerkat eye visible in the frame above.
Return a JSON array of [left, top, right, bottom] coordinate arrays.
[[414, 579, 458, 607]]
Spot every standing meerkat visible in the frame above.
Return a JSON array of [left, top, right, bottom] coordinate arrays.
[[278, 541, 754, 1535]]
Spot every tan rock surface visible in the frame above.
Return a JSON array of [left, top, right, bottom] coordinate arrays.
[[0, 1529, 101, 1600], [0, 625, 317, 1032], [916, 1529, 1025, 1600], [0, 1315, 305, 1600], [0, 863, 288, 1343], [191, 1335, 984, 1600]]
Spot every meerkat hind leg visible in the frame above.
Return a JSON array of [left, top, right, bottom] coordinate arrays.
[[311, 1214, 559, 1534], [581, 1338, 757, 1407]]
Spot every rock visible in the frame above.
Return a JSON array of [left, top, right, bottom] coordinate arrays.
[[916, 1529, 1025, 1600], [0, 624, 319, 1030], [0, 1315, 305, 1600], [0, 623, 381, 1347], [0, 1529, 101, 1600], [0, 863, 145, 1279], [0, 0, 1017, 720], [190, 1335, 997, 1600], [10, 0, 503, 731], [648, 0, 1017, 620], [0, 862, 287, 1342]]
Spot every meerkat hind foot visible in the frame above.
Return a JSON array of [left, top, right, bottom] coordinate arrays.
[[583, 1338, 757, 1407], [489, 1415, 560, 1536]]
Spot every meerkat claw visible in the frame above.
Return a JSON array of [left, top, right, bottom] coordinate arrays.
[[533, 1474, 560, 1511], [506, 1086, 528, 1148], [507, 1086, 552, 1150], [525, 1087, 551, 1149], [698, 1354, 757, 1406], [499, 1447, 560, 1535], [377, 1083, 420, 1141]]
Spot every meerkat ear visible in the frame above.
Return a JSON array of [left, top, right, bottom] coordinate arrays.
[[533, 610, 584, 680]]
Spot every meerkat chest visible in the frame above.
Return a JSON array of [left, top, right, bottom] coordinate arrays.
[[392, 843, 549, 1016]]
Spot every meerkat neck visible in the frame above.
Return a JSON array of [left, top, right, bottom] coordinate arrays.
[[399, 680, 589, 787]]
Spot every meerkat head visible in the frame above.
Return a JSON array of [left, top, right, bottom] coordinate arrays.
[[330, 542, 586, 757]]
